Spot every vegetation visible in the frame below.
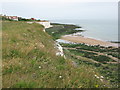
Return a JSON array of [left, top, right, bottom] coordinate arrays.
[[18, 17, 41, 21], [61, 43, 119, 88], [68, 49, 115, 63], [46, 23, 83, 40], [61, 43, 118, 52], [61, 43, 119, 58], [2, 21, 111, 88], [46, 22, 119, 88], [1, 16, 14, 21], [0, 15, 40, 21]]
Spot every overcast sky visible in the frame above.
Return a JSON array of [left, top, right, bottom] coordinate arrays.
[[1, 0, 119, 3], [1, 0, 118, 20]]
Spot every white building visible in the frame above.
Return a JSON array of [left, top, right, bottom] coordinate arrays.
[[6, 16, 18, 21]]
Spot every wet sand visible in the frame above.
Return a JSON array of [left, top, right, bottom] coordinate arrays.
[[61, 35, 118, 48]]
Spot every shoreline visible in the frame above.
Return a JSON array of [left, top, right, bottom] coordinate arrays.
[[47, 22, 118, 48], [61, 35, 118, 48]]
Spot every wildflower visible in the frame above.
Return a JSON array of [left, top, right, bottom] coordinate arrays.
[[95, 75, 100, 78], [100, 76, 104, 78], [96, 76, 99, 79], [95, 85, 99, 88], [59, 75, 62, 78], [100, 79, 103, 82], [16, 43, 19, 45], [23, 33, 27, 36], [39, 66, 41, 69]]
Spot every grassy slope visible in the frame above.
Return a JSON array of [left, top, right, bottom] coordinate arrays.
[[2, 21, 110, 88], [61, 43, 119, 88]]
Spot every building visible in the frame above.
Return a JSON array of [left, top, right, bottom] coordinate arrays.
[[31, 18, 35, 20], [0, 14, 3, 16], [6, 16, 18, 21]]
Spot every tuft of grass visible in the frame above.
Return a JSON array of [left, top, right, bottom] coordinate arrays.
[[3, 65, 21, 75], [11, 81, 37, 88]]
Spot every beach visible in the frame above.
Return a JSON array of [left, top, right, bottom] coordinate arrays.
[[61, 35, 118, 48]]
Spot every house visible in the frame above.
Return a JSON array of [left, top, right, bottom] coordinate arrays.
[[6, 16, 18, 21], [0, 14, 3, 16], [31, 18, 35, 20]]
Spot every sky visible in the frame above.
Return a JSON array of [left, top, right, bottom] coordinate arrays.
[[0, 0, 118, 20], [1, 0, 119, 3]]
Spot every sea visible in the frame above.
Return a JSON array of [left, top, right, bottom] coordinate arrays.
[[50, 19, 118, 42]]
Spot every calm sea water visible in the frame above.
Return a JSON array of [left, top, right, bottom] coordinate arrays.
[[50, 19, 118, 42]]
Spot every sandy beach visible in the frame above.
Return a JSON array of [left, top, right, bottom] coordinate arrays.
[[61, 35, 118, 48]]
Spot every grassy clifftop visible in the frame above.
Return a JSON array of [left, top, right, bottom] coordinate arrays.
[[2, 21, 110, 88]]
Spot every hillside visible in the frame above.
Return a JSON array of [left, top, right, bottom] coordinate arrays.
[[2, 21, 111, 88]]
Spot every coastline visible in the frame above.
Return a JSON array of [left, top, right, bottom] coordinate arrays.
[[61, 35, 118, 48], [46, 22, 118, 48]]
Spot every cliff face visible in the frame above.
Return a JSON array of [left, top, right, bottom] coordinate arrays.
[[36, 21, 52, 28], [27, 21, 52, 29], [55, 42, 64, 56], [2, 21, 110, 88]]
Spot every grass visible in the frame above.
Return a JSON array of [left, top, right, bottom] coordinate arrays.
[[12, 81, 37, 88], [61, 43, 119, 60], [68, 49, 115, 63], [2, 21, 112, 88], [61, 43, 119, 88], [61, 43, 118, 52]]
